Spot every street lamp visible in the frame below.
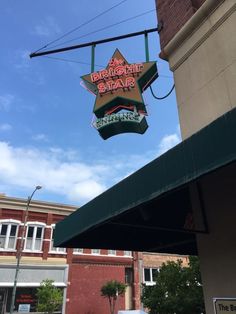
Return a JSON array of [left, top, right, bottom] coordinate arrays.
[[9, 186, 42, 314]]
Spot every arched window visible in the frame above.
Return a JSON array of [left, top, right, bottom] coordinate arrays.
[[108, 250, 116, 256], [73, 248, 83, 254], [91, 249, 100, 255], [124, 251, 132, 257], [24, 222, 45, 251], [50, 225, 66, 253], [0, 219, 20, 250]]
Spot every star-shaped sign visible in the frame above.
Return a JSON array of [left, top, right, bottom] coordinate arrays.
[[81, 49, 158, 118]]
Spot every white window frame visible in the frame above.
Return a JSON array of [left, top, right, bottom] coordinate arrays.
[[0, 219, 20, 251], [91, 249, 100, 255], [108, 250, 116, 256], [124, 251, 132, 257], [73, 248, 83, 254], [24, 222, 45, 252], [49, 225, 66, 254], [143, 267, 159, 286]]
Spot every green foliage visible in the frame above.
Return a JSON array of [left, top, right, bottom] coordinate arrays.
[[101, 280, 126, 314], [141, 256, 205, 314], [36, 279, 63, 314]]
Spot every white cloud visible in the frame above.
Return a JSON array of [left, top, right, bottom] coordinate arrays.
[[68, 180, 105, 202], [0, 94, 14, 111], [14, 50, 30, 69], [111, 131, 181, 182], [0, 130, 181, 205], [158, 133, 181, 155], [0, 141, 107, 204], [32, 133, 48, 142], [33, 17, 61, 37], [0, 123, 12, 131]]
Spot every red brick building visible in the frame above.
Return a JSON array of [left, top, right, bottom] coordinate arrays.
[[156, 0, 206, 51], [0, 194, 187, 314]]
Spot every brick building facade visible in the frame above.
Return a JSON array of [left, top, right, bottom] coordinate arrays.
[[156, 0, 206, 51], [0, 194, 187, 314]]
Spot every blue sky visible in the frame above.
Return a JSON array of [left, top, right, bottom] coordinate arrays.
[[0, 0, 180, 206]]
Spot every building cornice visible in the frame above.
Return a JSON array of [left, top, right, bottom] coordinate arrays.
[[0, 195, 77, 216], [160, 0, 228, 64]]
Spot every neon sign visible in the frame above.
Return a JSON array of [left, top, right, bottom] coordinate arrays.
[[81, 49, 158, 139], [94, 111, 145, 129]]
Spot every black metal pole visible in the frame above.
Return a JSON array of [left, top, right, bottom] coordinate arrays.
[[29, 27, 158, 58]]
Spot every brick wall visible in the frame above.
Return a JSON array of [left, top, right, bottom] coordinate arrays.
[[66, 263, 126, 314], [132, 252, 142, 309], [0, 204, 138, 314], [156, 0, 207, 49], [143, 253, 189, 268]]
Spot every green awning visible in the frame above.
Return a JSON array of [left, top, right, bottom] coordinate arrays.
[[55, 107, 236, 255]]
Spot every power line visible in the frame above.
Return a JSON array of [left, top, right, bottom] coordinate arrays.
[[42, 56, 104, 68], [43, 56, 173, 79], [33, 0, 129, 54], [47, 9, 156, 50]]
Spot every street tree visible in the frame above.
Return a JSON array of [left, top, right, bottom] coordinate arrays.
[[101, 279, 126, 314], [36, 279, 63, 314], [141, 256, 205, 314]]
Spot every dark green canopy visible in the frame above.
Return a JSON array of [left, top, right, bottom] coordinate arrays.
[[55, 107, 236, 255]]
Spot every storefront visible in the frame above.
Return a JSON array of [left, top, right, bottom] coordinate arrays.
[[0, 264, 67, 313]]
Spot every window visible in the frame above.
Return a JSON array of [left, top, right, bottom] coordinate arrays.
[[124, 251, 132, 257], [50, 227, 66, 253], [91, 249, 100, 255], [0, 221, 19, 250], [143, 268, 159, 285], [25, 224, 44, 251], [73, 248, 83, 254], [125, 268, 133, 284], [108, 250, 116, 256]]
